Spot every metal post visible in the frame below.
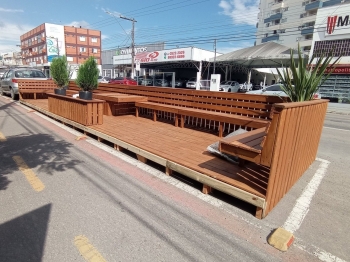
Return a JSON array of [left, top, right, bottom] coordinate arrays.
[[120, 15, 137, 79], [213, 39, 216, 74]]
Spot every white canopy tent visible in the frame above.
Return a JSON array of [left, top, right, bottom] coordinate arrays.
[[210, 42, 306, 87], [211, 42, 306, 68]]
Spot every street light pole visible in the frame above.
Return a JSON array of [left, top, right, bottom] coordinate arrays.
[[120, 15, 137, 78]]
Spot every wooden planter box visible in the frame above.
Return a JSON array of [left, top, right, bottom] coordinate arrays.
[[47, 93, 104, 126]]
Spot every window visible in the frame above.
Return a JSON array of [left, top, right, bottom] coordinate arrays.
[[92, 48, 98, 53], [91, 37, 98, 43], [79, 47, 86, 52], [80, 36, 86, 41]]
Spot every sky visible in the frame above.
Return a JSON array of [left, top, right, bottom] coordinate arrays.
[[0, 0, 260, 55]]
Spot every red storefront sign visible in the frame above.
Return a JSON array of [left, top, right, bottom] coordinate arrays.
[[324, 66, 350, 74]]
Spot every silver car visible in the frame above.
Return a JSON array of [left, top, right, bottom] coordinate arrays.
[[219, 81, 240, 92], [0, 68, 47, 100]]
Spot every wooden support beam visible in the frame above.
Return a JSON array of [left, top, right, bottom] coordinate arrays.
[[202, 184, 213, 194], [165, 167, 173, 176], [175, 114, 179, 127], [255, 207, 263, 219], [114, 144, 121, 151], [219, 122, 223, 138], [180, 115, 185, 128], [136, 107, 139, 117], [97, 137, 103, 142], [136, 154, 147, 163], [153, 110, 157, 121]]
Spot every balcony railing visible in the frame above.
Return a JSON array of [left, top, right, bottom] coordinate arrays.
[[262, 34, 280, 43], [264, 12, 283, 23], [301, 26, 314, 35], [323, 0, 343, 7], [305, 1, 322, 11]]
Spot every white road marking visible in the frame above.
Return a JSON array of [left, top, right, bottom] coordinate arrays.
[[283, 158, 330, 233], [20, 103, 346, 262], [324, 126, 350, 132]]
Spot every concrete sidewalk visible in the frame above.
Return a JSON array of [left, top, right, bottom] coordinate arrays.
[[327, 102, 350, 115]]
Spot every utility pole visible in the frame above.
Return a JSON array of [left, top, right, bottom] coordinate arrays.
[[213, 39, 217, 74], [120, 15, 137, 78]]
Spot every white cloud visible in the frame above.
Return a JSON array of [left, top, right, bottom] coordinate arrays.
[[0, 7, 23, 13], [0, 21, 33, 52], [219, 0, 259, 26], [101, 34, 108, 40], [67, 20, 90, 28]]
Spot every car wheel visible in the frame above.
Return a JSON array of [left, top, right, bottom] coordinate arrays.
[[10, 89, 18, 100], [228, 88, 231, 92]]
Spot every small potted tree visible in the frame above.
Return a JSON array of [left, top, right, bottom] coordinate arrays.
[[50, 55, 71, 96], [75, 56, 99, 100]]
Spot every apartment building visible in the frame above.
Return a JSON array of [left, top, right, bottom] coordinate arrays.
[[20, 23, 101, 70], [256, 0, 349, 53]]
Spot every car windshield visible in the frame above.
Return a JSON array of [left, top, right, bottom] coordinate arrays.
[[15, 70, 46, 78]]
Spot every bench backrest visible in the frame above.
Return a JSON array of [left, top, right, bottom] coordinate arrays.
[[17, 79, 57, 99], [263, 99, 328, 216]]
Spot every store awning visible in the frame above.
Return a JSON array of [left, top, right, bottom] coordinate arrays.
[[211, 42, 307, 68]]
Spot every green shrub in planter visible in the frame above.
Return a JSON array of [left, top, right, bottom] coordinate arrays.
[[50, 55, 71, 89], [276, 44, 342, 102], [75, 56, 99, 92]]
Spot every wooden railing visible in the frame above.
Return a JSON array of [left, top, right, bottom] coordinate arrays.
[[18, 79, 57, 100]]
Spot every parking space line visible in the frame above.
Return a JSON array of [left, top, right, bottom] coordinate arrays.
[[74, 235, 107, 262], [0, 131, 6, 142], [283, 158, 330, 233], [12, 156, 45, 192]]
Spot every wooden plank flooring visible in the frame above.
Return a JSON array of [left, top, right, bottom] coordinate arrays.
[[22, 99, 270, 198]]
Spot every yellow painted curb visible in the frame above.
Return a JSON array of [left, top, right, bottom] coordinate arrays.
[[267, 227, 294, 252], [74, 235, 107, 262]]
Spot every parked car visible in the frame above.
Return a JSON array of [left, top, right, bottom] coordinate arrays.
[[141, 78, 153, 86], [109, 77, 137, 85], [154, 79, 169, 87], [0, 68, 48, 100], [174, 79, 186, 88], [219, 81, 240, 92], [98, 76, 111, 83], [185, 77, 197, 89], [245, 84, 322, 99]]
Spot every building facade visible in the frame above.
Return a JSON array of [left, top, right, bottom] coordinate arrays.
[[0, 52, 23, 66], [101, 42, 165, 78], [20, 23, 101, 73], [256, 0, 350, 53], [310, 3, 350, 100]]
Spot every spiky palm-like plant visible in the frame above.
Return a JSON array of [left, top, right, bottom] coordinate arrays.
[[276, 44, 342, 102], [75, 57, 99, 91]]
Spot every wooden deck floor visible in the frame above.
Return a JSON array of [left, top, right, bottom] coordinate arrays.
[[22, 99, 270, 204]]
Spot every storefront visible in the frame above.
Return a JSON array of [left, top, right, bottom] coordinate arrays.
[[310, 3, 350, 101]]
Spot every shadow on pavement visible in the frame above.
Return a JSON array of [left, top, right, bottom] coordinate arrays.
[[0, 133, 82, 190], [0, 204, 51, 262]]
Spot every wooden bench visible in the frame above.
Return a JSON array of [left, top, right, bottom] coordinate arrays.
[[65, 82, 286, 137], [135, 101, 269, 137], [18, 80, 57, 100], [219, 107, 279, 167]]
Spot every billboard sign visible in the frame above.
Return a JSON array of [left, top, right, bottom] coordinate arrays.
[[134, 47, 192, 64], [45, 23, 65, 62]]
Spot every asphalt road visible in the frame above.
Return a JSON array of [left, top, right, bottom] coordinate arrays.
[[0, 96, 349, 262]]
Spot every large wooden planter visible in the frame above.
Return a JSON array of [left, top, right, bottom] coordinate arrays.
[[47, 93, 104, 126]]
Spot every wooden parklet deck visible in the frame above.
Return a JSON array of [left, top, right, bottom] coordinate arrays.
[[21, 99, 269, 212]]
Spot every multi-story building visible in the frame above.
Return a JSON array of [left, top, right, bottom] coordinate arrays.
[[256, 0, 350, 53], [20, 23, 101, 76], [0, 52, 23, 66]]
